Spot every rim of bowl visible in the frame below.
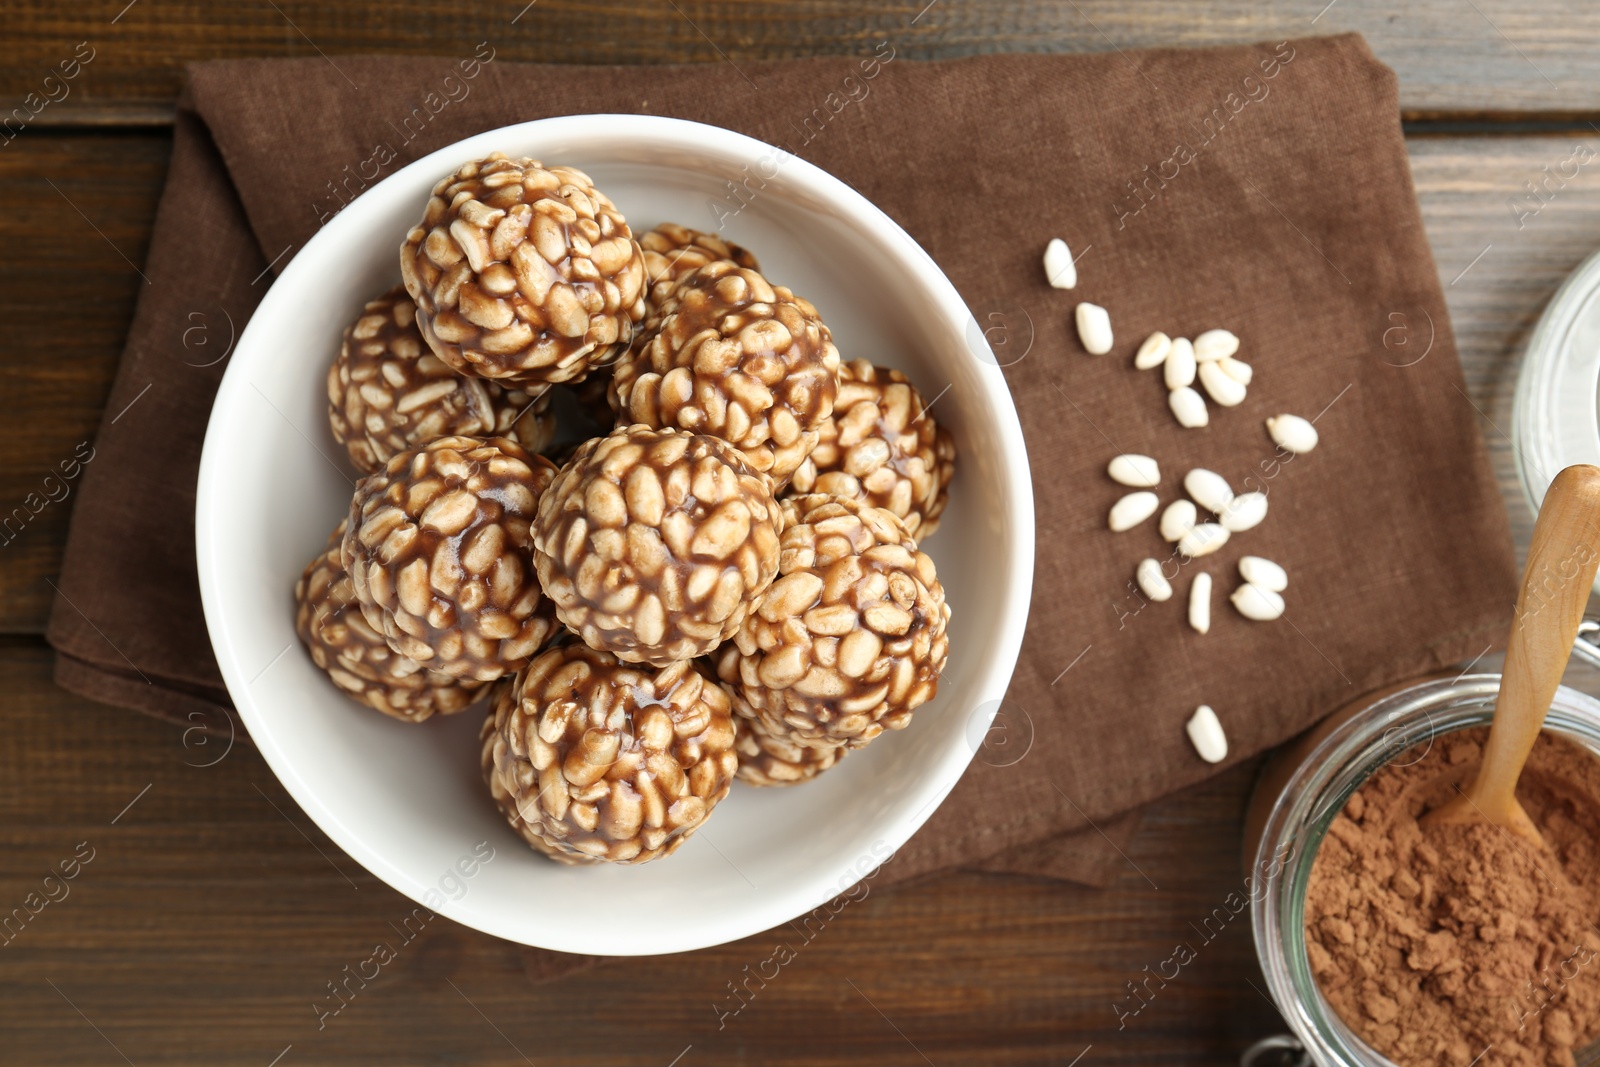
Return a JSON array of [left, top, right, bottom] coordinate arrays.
[[195, 114, 1035, 954]]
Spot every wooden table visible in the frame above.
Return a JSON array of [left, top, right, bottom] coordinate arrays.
[[4, 3, 1598, 1063]]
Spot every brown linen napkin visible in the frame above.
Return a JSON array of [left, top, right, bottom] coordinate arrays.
[[49, 36, 1514, 912]]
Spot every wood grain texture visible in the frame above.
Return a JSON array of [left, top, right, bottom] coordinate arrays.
[[5, 0, 1600, 123], [1407, 133, 1600, 564]]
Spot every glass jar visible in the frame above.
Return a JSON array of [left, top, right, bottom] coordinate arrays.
[[1247, 672, 1600, 1067]]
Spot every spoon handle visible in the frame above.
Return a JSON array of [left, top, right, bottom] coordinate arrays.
[[1466, 464, 1600, 821]]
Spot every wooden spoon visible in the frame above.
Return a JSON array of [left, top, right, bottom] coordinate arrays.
[[1425, 463, 1600, 844]]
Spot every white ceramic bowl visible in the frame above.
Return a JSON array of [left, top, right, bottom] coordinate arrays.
[[196, 115, 1033, 956]]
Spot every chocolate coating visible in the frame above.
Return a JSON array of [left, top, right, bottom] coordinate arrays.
[[788, 358, 955, 538], [612, 261, 839, 484], [400, 153, 645, 388], [718, 494, 950, 749], [533, 425, 782, 667], [343, 435, 559, 681]]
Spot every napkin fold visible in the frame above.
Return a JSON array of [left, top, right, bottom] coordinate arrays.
[[49, 35, 1515, 950]]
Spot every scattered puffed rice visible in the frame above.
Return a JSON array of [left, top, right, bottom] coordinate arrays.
[[1076, 302, 1113, 355], [1189, 572, 1212, 635], [1198, 361, 1246, 407], [1044, 238, 1077, 289], [1164, 337, 1197, 390], [1193, 329, 1240, 363], [1108, 454, 1161, 488], [1160, 499, 1198, 543], [1184, 468, 1234, 514], [1136, 558, 1173, 602], [1186, 704, 1228, 763], [1169, 386, 1209, 428], [1135, 332, 1172, 370], [1266, 414, 1318, 454], [1218, 357, 1252, 386], [1109, 491, 1159, 532], [1220, 491, 1268, 533], [1178, 522, 1230, 558], [1238, 556, 1288, 592], [1231, 583, 1285, 621]]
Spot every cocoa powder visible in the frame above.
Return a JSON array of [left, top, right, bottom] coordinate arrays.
[[1305, 728, 1600, 1067]]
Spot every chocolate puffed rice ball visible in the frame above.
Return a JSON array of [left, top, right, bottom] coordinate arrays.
[[788, 358, 956, 539], [612, 260, 840, 485], [343, 435, 559, 681], [327, 285, 557, 474], [482, 645, 738, 864], [607, 225, 762, 423], [296, 521, 489, 721], [533, 425, 782, 667], [481, 677, 580, 864], [717, 494, 950, 749], [400, 153, 646, 389], [638, 222, 760, 315]]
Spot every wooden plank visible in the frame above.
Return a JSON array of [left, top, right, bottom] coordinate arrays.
[[4, 0, 1600, 123], [1407, 133, 1600, 563], [0, 131, 166, 633], [0, 636, 1279, 1065]]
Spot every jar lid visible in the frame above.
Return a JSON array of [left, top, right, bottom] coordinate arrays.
[[1513, 245, 1600, 593]]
